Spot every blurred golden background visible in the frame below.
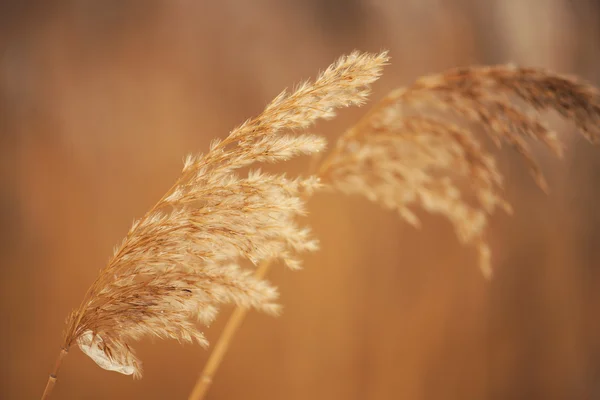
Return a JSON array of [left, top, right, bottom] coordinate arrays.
[[2, 1, 600, 399]]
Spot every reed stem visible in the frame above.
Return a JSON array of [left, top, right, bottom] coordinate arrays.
[[41, 347, 69, 400], [188, 260, 272, 400]]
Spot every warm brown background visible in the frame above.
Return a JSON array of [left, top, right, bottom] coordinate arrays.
[[2, 1, 600, 399]]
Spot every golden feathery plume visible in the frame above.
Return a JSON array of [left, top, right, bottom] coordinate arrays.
[[43, 54, 600, 400], [320, 65, 600, 278], [42, 50, 388, 397]]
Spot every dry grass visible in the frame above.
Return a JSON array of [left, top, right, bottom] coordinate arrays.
[[320, 65, 600, 278], [42, 52, 600, 399], [42, 51, 388, 399]]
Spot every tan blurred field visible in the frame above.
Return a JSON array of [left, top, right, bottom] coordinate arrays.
[[2, 1, 600, 399]]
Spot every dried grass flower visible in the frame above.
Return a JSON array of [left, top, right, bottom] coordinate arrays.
[[320, 65, 600, 278], [57, 50, 389, 379], [42, 52, 600, 400]]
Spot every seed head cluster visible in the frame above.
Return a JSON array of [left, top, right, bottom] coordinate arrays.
[[61, 52, 600, 378], [320, 65, 600, 278], [62, 51, 389, 377]]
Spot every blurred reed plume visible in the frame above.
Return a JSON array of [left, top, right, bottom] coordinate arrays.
[[43, 51, 600, 399], [320, 65, 600, 278]]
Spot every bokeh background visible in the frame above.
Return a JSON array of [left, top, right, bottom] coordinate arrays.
[[2, 1, 600, 399]]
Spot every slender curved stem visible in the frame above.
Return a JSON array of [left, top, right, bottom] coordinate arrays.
[[188, 260, 273, 400], [41, 347, 69, 400]]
